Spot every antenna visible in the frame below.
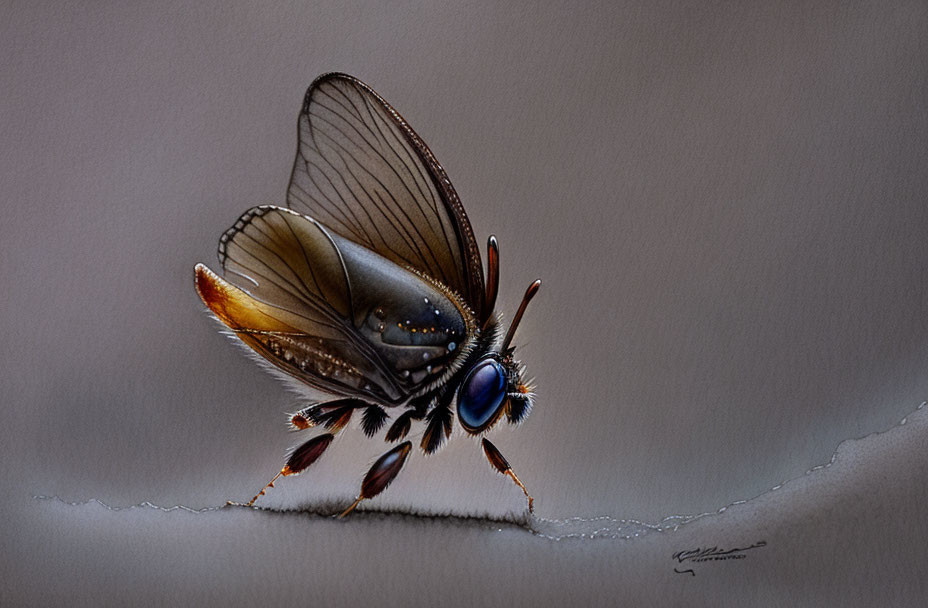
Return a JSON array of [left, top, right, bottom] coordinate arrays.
[[484, 236, 500, 329], [500, 279, 542, 352]]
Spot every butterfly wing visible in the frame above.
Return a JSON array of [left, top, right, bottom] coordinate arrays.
[[195, 206, 477, 405], [286, 73, 488, 323]]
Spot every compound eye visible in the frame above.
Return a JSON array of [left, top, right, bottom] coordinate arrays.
[[457, 358, 507, 433]]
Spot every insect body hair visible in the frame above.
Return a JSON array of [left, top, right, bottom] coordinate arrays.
[[203, 310, 328, 404]]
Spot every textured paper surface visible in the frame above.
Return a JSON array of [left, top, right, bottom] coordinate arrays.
[[2, 1, 926, 605], [14, 403, 928, 606]]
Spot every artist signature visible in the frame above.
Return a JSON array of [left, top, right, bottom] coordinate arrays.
[[672, 541, 767, 576]]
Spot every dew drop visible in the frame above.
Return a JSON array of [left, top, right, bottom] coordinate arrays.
[[422, 352, 430, 360], [448, 342, 457, 352]]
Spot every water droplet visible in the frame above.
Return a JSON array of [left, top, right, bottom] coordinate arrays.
[[377, 322, 385, 332], [374, 307, 385, 319], [434, 309, 440, 316], [423, 297, 430, 304], [426, 365, 433, 373], [401, 370, 410, 378], [448, 342, 457, 351], [422, 352, 430, 360]]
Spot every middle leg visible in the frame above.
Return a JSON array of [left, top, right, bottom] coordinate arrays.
[[339, 441, 412, 518]]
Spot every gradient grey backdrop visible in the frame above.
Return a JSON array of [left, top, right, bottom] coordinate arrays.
[[2, 1, 927, 604]]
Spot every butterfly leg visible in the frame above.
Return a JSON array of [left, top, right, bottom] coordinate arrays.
[[385, 409, 425, 442], [420, 388, 455, 454], [504, 389, 533, 425], [236, 433, 335, 506], [420, 401, 453, 454], [238, 399, 364, 507], [288, 406, 318, 430], [339, 441, 412, 518], [289, 398, 365, 433], [481, 438, 534, 514]]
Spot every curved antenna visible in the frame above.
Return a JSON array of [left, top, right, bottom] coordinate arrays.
[[484, 236, 500, 329], [500, 279, 542, 353]]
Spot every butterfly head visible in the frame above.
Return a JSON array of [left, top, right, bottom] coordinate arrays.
[[456, 279, 541, 434], [457, 354, 508, 433]]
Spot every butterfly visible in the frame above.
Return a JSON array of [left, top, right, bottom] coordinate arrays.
[[194, 73, 540, 516]]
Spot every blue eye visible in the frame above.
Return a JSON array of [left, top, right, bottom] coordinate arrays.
[[457, 358, 507, 433]]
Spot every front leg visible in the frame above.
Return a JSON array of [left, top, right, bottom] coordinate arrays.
[[505, 382, 534, 425], [481, 438, 534, 514]]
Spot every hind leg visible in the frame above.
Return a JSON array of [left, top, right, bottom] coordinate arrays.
[[234, 432, 335, 506], [239, 399, 364, 506]]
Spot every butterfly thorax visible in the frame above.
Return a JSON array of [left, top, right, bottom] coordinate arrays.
[[402, 315, 498, 414]]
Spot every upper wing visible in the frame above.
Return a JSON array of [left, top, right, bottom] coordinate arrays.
[[195, 206, 476, 405], [286, 73, 488, 323]]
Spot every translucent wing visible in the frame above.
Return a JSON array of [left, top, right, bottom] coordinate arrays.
[[287, 73, 488, 323], [195, 206, 476, 406]]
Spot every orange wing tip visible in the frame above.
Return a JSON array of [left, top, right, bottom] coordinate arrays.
[[193, 263, 297, 334], [194, 263, 241, 329]]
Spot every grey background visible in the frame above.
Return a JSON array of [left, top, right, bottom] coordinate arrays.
[[2, 1, 927, 605]]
